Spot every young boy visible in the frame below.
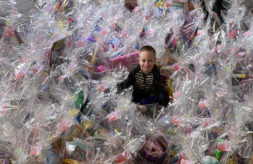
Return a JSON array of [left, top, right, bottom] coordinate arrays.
[[117, 45, 169, 113]]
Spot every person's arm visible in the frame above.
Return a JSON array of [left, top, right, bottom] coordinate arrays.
[[117, 68, 135, 93]]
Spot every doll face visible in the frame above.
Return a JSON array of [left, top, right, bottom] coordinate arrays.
[[139, 51, 156, 75], [140, 135, 168, 161], [143, 138, 164, 158]]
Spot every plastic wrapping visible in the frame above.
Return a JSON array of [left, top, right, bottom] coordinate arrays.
[[0, 0, 253, 163]]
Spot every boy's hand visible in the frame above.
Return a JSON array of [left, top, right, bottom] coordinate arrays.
[[138, 105, 147, 113]]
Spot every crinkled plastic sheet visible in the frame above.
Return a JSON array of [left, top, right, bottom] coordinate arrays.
[[0, 0, 253, 163]]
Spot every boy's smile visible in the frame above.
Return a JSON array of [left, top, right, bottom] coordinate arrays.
[[139, 51, 156, 74]]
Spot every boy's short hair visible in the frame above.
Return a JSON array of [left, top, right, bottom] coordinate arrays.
[[140, 45, 156, 57]]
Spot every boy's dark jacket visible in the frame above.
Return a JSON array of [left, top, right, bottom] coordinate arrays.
[[117, 64, 167, 104]]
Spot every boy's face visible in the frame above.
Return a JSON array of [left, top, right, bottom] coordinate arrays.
[[139, 50, 156, 74]]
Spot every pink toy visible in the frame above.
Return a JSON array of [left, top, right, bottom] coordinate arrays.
[[94, 65, 107, 73], [199, 100, 208, 109], [217, 141, 231, 151], [30, 145, 42, 156], [181, 159, 194, 164], [57, 119, 73, 133], [108, 109, 122, 123], [110, 52, 139, 69]]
